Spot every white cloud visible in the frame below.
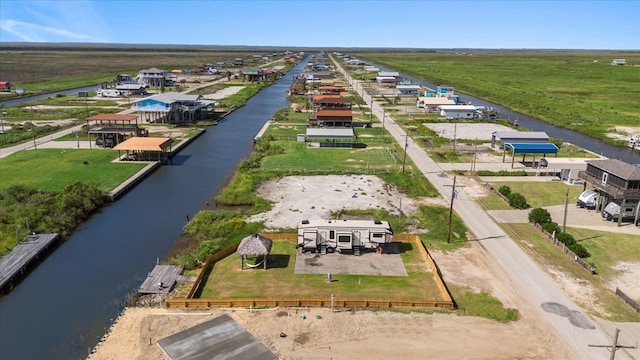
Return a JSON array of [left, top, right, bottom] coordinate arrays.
[[0, 19, 107, 42]]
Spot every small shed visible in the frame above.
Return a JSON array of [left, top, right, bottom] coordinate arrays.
[[237, 234, 273, 270]]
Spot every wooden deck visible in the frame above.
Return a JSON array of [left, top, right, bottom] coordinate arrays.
[[0, 233, 60, 291], [139, 265, 184, 294]]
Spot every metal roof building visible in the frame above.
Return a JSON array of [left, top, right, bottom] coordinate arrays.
[[492, 131, 549, 148]]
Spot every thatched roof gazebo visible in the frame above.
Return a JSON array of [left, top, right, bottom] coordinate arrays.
[[237, 234, 273, 270]]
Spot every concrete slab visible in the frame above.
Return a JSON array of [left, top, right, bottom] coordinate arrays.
[[294, 244, 408, 276], [157, 314, 277, 360]]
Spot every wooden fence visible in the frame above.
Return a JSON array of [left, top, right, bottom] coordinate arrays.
[[615, 287, 640, 313], [533, 223, 597, 274], [166, 233, 455, 310]]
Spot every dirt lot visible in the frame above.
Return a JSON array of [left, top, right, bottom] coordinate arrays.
[[90, 175, 580, 360]]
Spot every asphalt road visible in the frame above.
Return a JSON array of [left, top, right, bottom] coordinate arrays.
[[333, 58, 622, 359]]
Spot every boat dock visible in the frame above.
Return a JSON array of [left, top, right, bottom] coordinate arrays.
[[253, 120, 273, 142], [139, 265, 186, 294], [0, 233, 60, 292]]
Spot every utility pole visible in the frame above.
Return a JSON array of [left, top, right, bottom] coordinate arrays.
[[563, 188, 569, 233], [452, 122, 457, 154], [589, 328, 638, 360], [382, 112, 385, 140], [30, 107, 37, 150], [447, 175, 457, 243], [402, 135, 409, 174]]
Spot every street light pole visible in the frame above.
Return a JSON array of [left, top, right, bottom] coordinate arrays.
[[563, 188, 569, 233]]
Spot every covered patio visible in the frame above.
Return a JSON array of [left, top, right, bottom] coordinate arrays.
[[113, 137, 173, 162], [503, 143, 559, 168]]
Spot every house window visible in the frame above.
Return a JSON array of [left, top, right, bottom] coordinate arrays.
[[338, 235, 351, 243], [602, 172, 608, 185], [329, 230, 335, 240]]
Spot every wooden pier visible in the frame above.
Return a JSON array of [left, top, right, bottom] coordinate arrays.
[[139, 265, 185, 294], [0, 233, 60, 292]]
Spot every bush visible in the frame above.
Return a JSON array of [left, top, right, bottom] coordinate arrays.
[[541, 222, 561, 234], [568, 243, 591, 258], [498, 185, 511, 197], [556, 232, 576, 246], [528, 207, 551, 224], [508, 192, 529, 209]]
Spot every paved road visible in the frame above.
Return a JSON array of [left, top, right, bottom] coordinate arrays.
[[333, 57, 629, 359]]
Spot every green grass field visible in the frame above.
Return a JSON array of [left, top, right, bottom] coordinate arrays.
[[487, 181, 585, 208], [0, 149, 146, 192], [199, 239, 444, 301], [354, 51, 640, 145]]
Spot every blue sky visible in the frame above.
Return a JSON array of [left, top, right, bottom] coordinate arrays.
[[1, 1, 638, 49]]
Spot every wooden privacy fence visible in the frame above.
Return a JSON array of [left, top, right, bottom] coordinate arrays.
[[615, 287, 640, 313], [165, 297, 453, 309], [169, 233, 455, 310]]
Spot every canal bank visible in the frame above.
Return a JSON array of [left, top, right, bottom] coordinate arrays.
[[0, 56, 312, 360]]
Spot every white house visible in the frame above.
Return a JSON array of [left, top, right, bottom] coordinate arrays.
[[136, 67, 166, 86], [396, 85, 421, 96], [437, 105, 477, 119]]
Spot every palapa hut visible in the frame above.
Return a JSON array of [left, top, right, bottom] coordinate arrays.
[[237, 234, 273, 270]]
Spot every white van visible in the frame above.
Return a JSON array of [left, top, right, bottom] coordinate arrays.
[[577, 190, 598, 209], [602, 201, 638, 222]]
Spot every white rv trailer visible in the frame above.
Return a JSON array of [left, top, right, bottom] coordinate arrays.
[[297, 219, 393, 255]]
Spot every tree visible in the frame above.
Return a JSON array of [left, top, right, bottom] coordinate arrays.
[[528, 207, 551, 224]]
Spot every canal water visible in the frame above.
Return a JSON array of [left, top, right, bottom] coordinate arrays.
[[0, 85, 101, 108], [374, 65, 640, 164], [0, 57, 310, 360]]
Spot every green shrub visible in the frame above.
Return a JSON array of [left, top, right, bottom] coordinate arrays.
[[556, 232, 576, 246], [508, 192, 529, 209], [528, 207, 551, 224], [541, 222, 561, 234], [498, 185, 511, 197], [568, 243, 591, 258]]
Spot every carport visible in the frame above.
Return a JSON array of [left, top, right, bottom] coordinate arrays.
[[113, 137, 173, 162], [503, 143, 558, 168]]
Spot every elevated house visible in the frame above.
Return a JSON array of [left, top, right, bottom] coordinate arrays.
[[396, 85, 421, 96], [578, 159, 640, 225], [234, 58, 244, 66], [436, 85, 455, 97], [437, 105, 477, 119], [308, 109, 352, 127], [312, 95, 352, 110], [318, 85, 345, 95], [136, 67, 166, 87], [241, 69, 267, 82], [131, 92, 214, 124]]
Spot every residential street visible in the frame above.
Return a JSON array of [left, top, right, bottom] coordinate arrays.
[[334, 59, 627, 359]]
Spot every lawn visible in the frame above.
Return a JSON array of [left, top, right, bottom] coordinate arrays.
[[501, 223, 640, 322], [198, 239, 445, 301], [485, 181, 585, 208], [260, 138, 400, 172], [354, 51, 640, 146], [0, 148, 146, 192]]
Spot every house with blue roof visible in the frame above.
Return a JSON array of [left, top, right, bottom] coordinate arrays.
[[131, 92, 214, 124]]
